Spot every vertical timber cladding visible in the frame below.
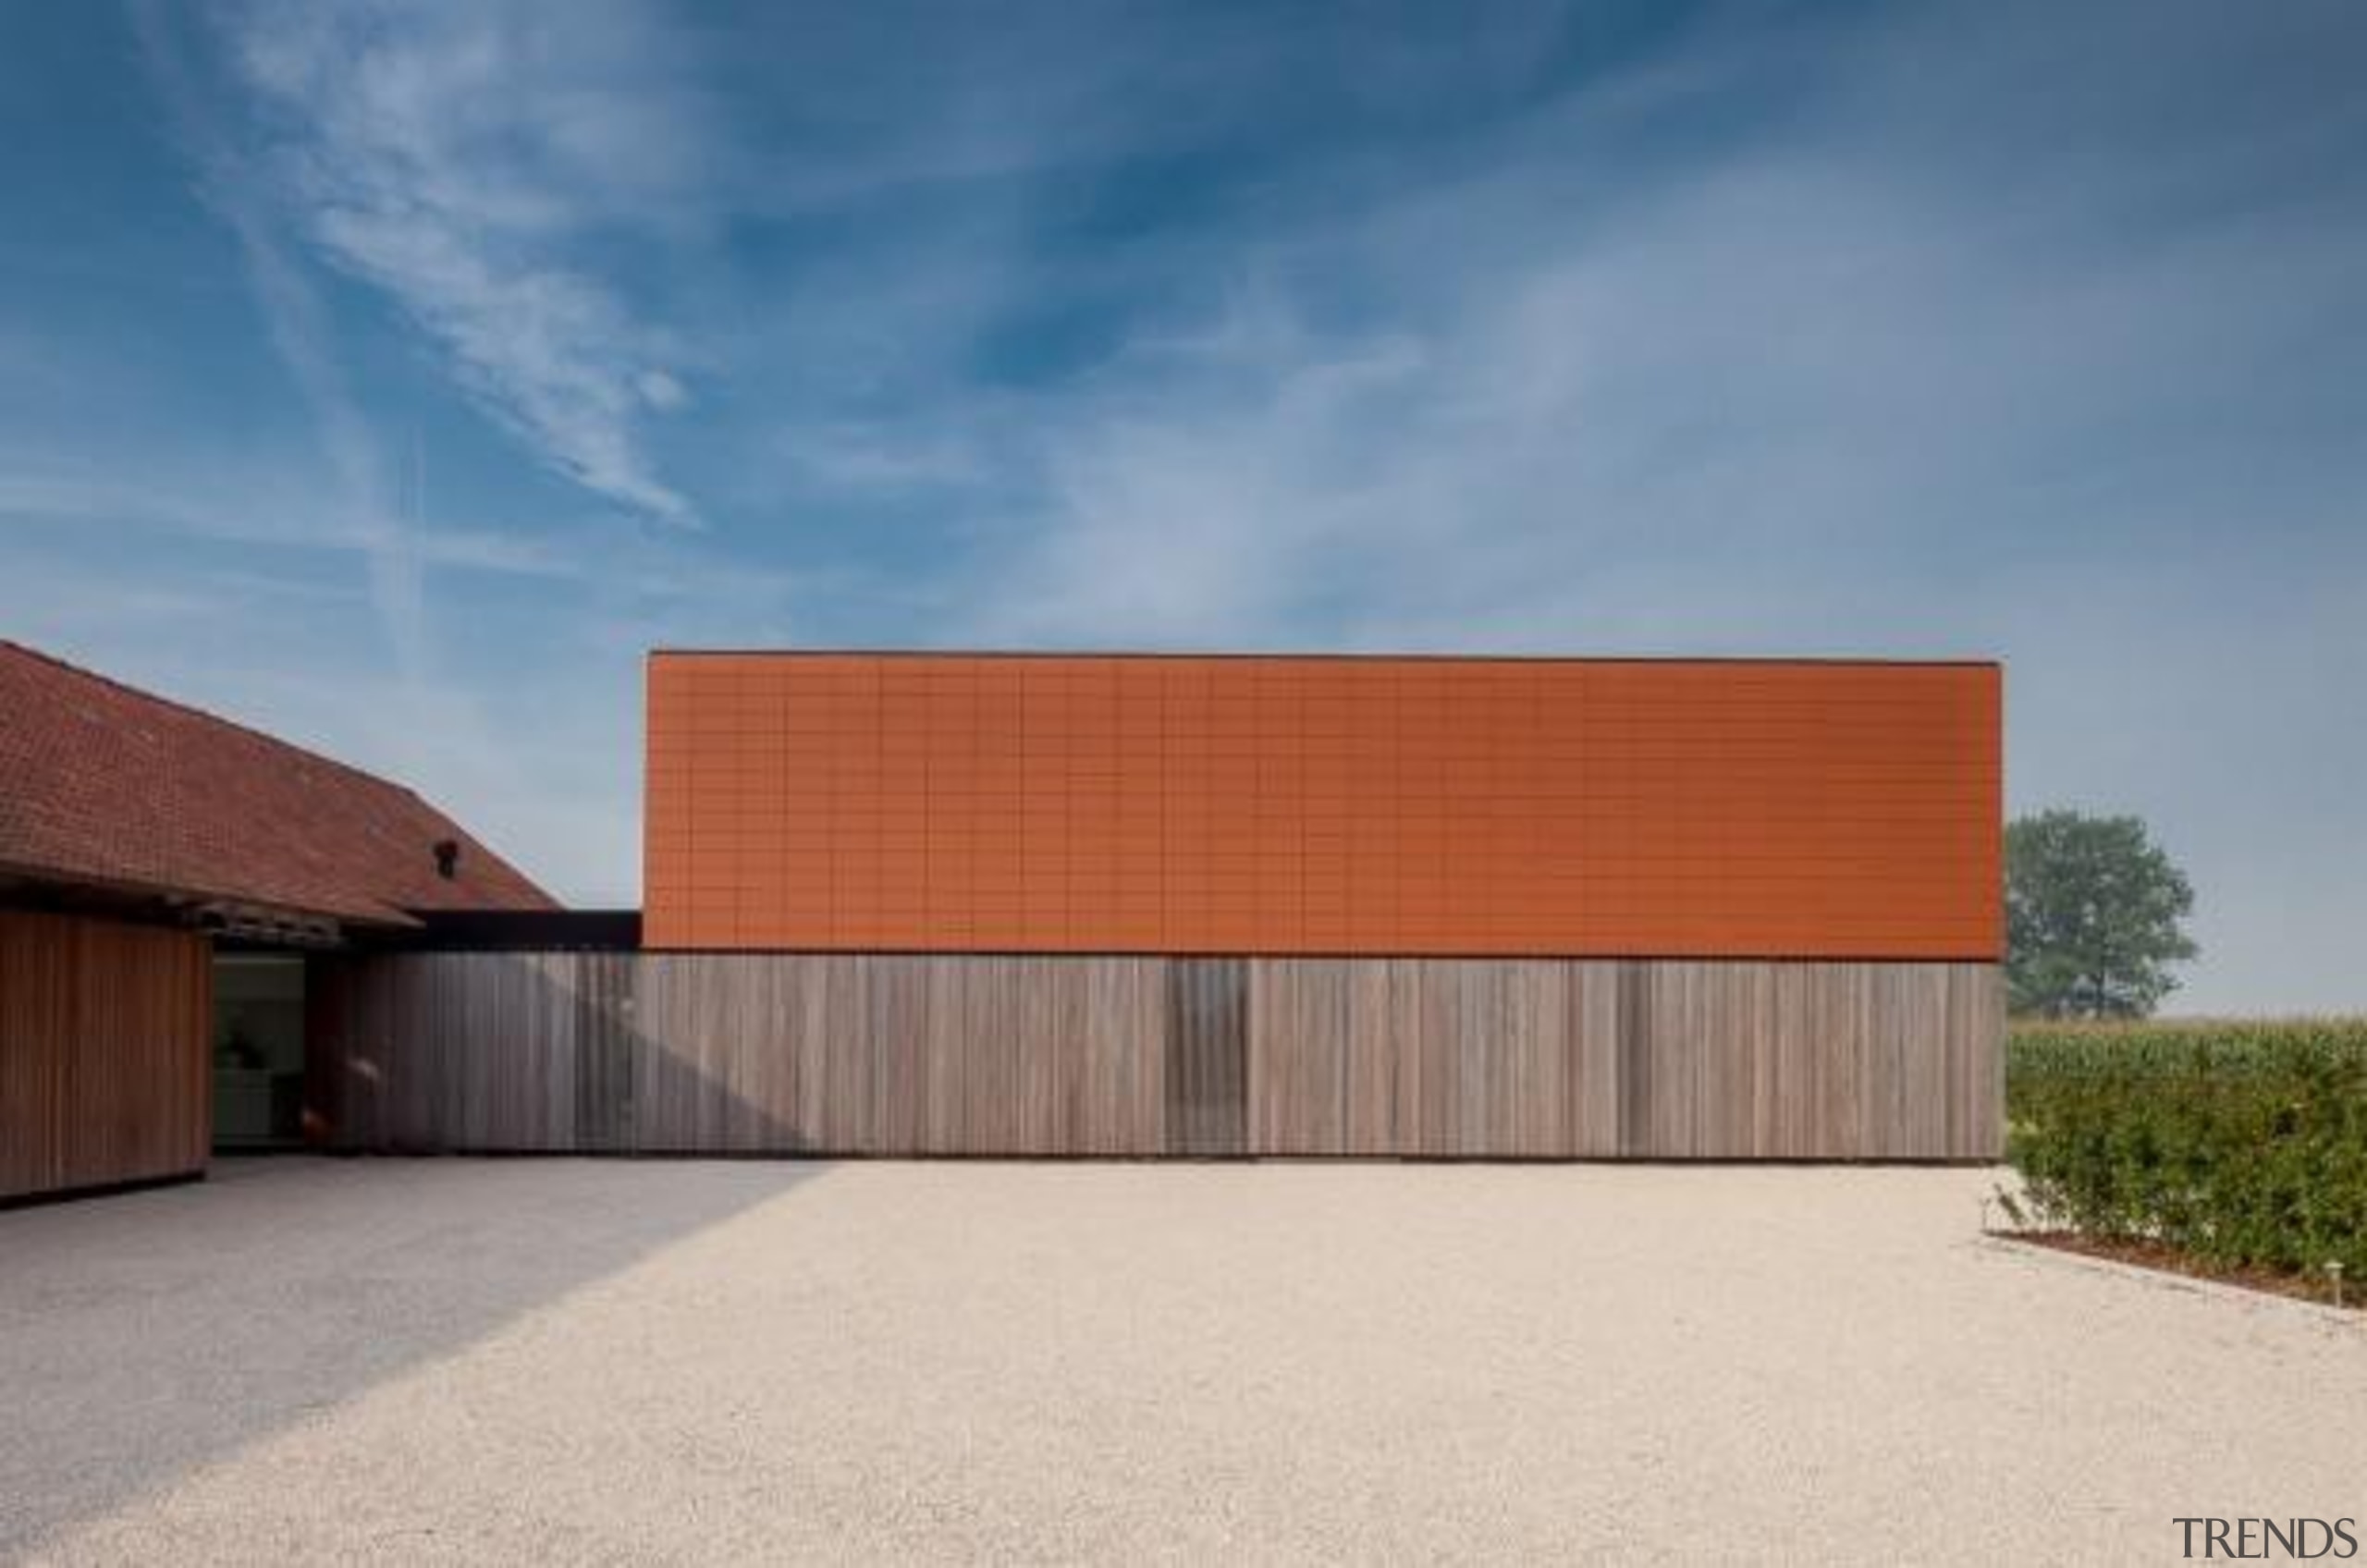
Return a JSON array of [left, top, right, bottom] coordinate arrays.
[[573, 953, 636, 1152], [306, 951, 637, 1153], [313, 951, 1175, 1157], [1245, 960, 1622, 1157], [1245, 958, 1999, 1160], [632, 952, 1170, 1155], [1164, 960, 1246, 1156], [310, 950, 1998, 1159], [0, 910, 210, 1200]]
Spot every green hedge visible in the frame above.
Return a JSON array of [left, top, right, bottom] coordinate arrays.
[[2005, 1020, 2367, 1278]]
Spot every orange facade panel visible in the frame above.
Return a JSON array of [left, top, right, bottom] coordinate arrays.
[[642, 653, 2002, 959]]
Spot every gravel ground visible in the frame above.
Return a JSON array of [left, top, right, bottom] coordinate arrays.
[[4, 1158, 2363, 1564]]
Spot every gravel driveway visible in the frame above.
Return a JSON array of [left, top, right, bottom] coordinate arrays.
[[4, 1158, 2362, 1563]]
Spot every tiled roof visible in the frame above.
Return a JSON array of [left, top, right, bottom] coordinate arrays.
[[0, 640, 556, 926]]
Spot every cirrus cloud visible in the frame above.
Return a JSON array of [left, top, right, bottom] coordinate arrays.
[[215, 0, 705, 522]]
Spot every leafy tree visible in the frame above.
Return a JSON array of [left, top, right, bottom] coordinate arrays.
[[2005, 809, 2199, 1019]]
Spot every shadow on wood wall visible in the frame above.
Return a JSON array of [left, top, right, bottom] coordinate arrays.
[[300, 951, 2001, 1161]]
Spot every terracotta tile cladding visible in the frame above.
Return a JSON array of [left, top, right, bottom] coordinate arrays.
[[642, 652, 2001, 958], [1, 640, 555, 925]]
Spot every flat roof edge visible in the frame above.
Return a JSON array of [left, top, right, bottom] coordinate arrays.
[[645, 648, 2004, 669]]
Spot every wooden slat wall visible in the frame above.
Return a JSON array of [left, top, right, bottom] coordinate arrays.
[[307, 951, 599, 1152], [628, 954, 1167, 1156], [306, 952, 2000, 1160], [1624, 960, 2004, 1159], [1, 911, 210, 1200], [311, 953, 1170, 1157], [1245, 958, 1996, 1158], [1249, 960, 1626, 1158], [1165, 960, 1246, 1156]]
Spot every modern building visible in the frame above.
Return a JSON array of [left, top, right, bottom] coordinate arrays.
[[4, 642, 2003, 1199], [0, 640, 554, 1201], [309, 650, 2003, 1161]]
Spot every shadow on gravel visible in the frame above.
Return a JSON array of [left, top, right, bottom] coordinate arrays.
[[0, 1153, 824, 1556]]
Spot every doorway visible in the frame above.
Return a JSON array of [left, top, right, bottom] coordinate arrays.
[[212, 951, 306, 1149]]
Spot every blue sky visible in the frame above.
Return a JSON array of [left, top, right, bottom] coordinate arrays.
[[2, 0, 2362, 1011]]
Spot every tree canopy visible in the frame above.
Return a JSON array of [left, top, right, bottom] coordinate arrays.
[[2005, 809, 2199, 1019]]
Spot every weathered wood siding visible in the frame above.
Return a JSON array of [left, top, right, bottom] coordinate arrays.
[[1, 911, 210, 1200], [304, 951, 631, 1152], [1165, 960, 1246, 1156], [311, 953, 1169, 1157], [627, 954, 1165, 1156], [1248, 961, 1626, 1158], [307, 953, 2001, 1160]]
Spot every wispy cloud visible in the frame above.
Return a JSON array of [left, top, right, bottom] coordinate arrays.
[[0, 469, 577, 578], [887, 0, 2367, 1011], [211, 0, 704, 522], [117, 0, 741, 889], [132, 0, 433, 675], [25, 0, 2365, 999]]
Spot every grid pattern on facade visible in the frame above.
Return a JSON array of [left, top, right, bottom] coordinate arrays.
[[643, 654, 2000, 959]]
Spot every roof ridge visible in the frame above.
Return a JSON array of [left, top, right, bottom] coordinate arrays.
[[0, 638, 443, 809]]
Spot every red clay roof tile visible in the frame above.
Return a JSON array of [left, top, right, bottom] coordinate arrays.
[[0, 641, 555, 926]]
